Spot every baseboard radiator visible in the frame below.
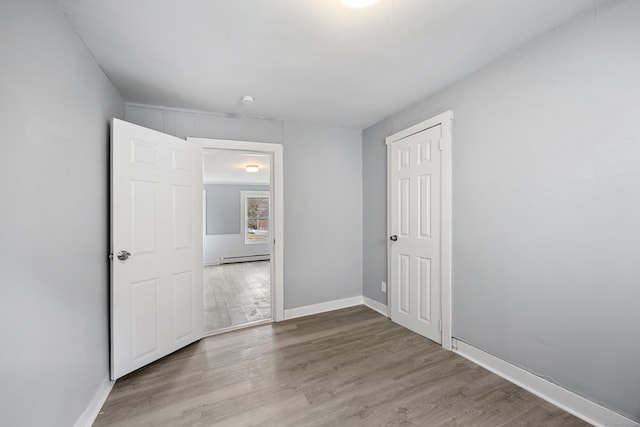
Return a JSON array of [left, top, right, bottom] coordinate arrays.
[[220, 254, 270, 264]]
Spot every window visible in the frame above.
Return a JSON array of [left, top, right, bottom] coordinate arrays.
[[242, 191, 270, 244]]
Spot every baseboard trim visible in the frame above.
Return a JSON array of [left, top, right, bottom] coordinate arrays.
[[284, 296, 363, 320], [73, 376, 114, 427], [363, 297, 389, 317], [220, 254, 270, 264], [453, 339, 639, 427]]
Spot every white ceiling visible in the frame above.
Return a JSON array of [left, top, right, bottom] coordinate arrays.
[[57, 0, 603, 129], [203, 150, 270, 184]]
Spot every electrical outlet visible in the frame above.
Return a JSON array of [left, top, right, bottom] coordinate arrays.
[[381, 281, 387, 293]]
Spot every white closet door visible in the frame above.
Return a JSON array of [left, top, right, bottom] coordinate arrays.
[[389, 124, 442, 344]]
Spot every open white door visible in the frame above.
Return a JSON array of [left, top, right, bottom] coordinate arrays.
[[111, 119, 203, 380]]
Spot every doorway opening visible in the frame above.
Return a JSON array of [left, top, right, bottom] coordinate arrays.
[[202, 149, 272, 333], [189, 136, 284, 334]]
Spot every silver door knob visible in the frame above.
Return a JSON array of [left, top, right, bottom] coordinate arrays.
[[117, 250, 131, 261], [389, 235, 398, 241]]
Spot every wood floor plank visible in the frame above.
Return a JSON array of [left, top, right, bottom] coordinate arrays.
[[94, 306, 590, 426]]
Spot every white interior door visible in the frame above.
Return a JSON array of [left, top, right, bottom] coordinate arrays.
[[389, 124, 443, 344], [111, 118, 203, 380]]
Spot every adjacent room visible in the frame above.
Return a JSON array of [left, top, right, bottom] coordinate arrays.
[[1, 0, 639, 426], [203, 149, 273, 333]]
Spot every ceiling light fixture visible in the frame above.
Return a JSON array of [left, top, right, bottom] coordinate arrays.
[[342, 0, 378, 8], [241, 95, 254, 105], [245, 164, 259, 173]]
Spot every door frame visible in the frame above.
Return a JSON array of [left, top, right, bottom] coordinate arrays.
[[385, 110, 453, 350], [188, 137, 285, 322]]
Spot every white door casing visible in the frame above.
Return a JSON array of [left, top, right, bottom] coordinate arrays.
[[387, 111, 453, 350], [188, 137, 285, 322], [111, 119, 203, 380]]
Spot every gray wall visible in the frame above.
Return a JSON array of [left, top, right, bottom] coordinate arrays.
[[205, 184, 269, 235], [126, 105, 363, 309], [362, 0, 640, 421], [0, 1, 124, 426]]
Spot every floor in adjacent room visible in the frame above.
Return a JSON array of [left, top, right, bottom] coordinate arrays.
[[94, 306, 589, 427], [203, 260, 271, 333]]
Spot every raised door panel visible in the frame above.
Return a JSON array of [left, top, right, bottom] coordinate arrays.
[[398, 146, 410, 171], [131, 140, 159, 169], [172, 271, 194, 343], [398, 254, 411, 315], [171, 149, 193, 174], [172, 185, 193, 251], [418, 174, 431, 239], [131, 278, 159, 361], [131, 181, 158, 256], [399, 178, 410, 238], [418, 258, 432, 323], [418, 140, 431, 165]]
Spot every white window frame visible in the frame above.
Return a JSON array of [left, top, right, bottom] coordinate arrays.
[[241, 190, 270, 245]]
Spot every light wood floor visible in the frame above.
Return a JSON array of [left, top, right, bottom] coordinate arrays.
[[94, 306, 589, 427], [203, 261, 270, 332]]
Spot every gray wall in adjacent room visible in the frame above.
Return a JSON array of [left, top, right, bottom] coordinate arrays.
[[205, 184, 269, 235], [126, 105, 363, 309], [362, 0, 640, 422], [0, 1, 124, 426]]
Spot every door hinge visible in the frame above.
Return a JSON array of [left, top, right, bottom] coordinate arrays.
[[439, 139, 443, 151], [439, 319, 442, 332]]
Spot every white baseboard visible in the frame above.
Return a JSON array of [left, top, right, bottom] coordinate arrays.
[[220, 254, 270, 264], [73, 376, 114, 427], [363, 297, 389, 317], [453, 340, 639, 427], [284, 296, 363, 320]]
